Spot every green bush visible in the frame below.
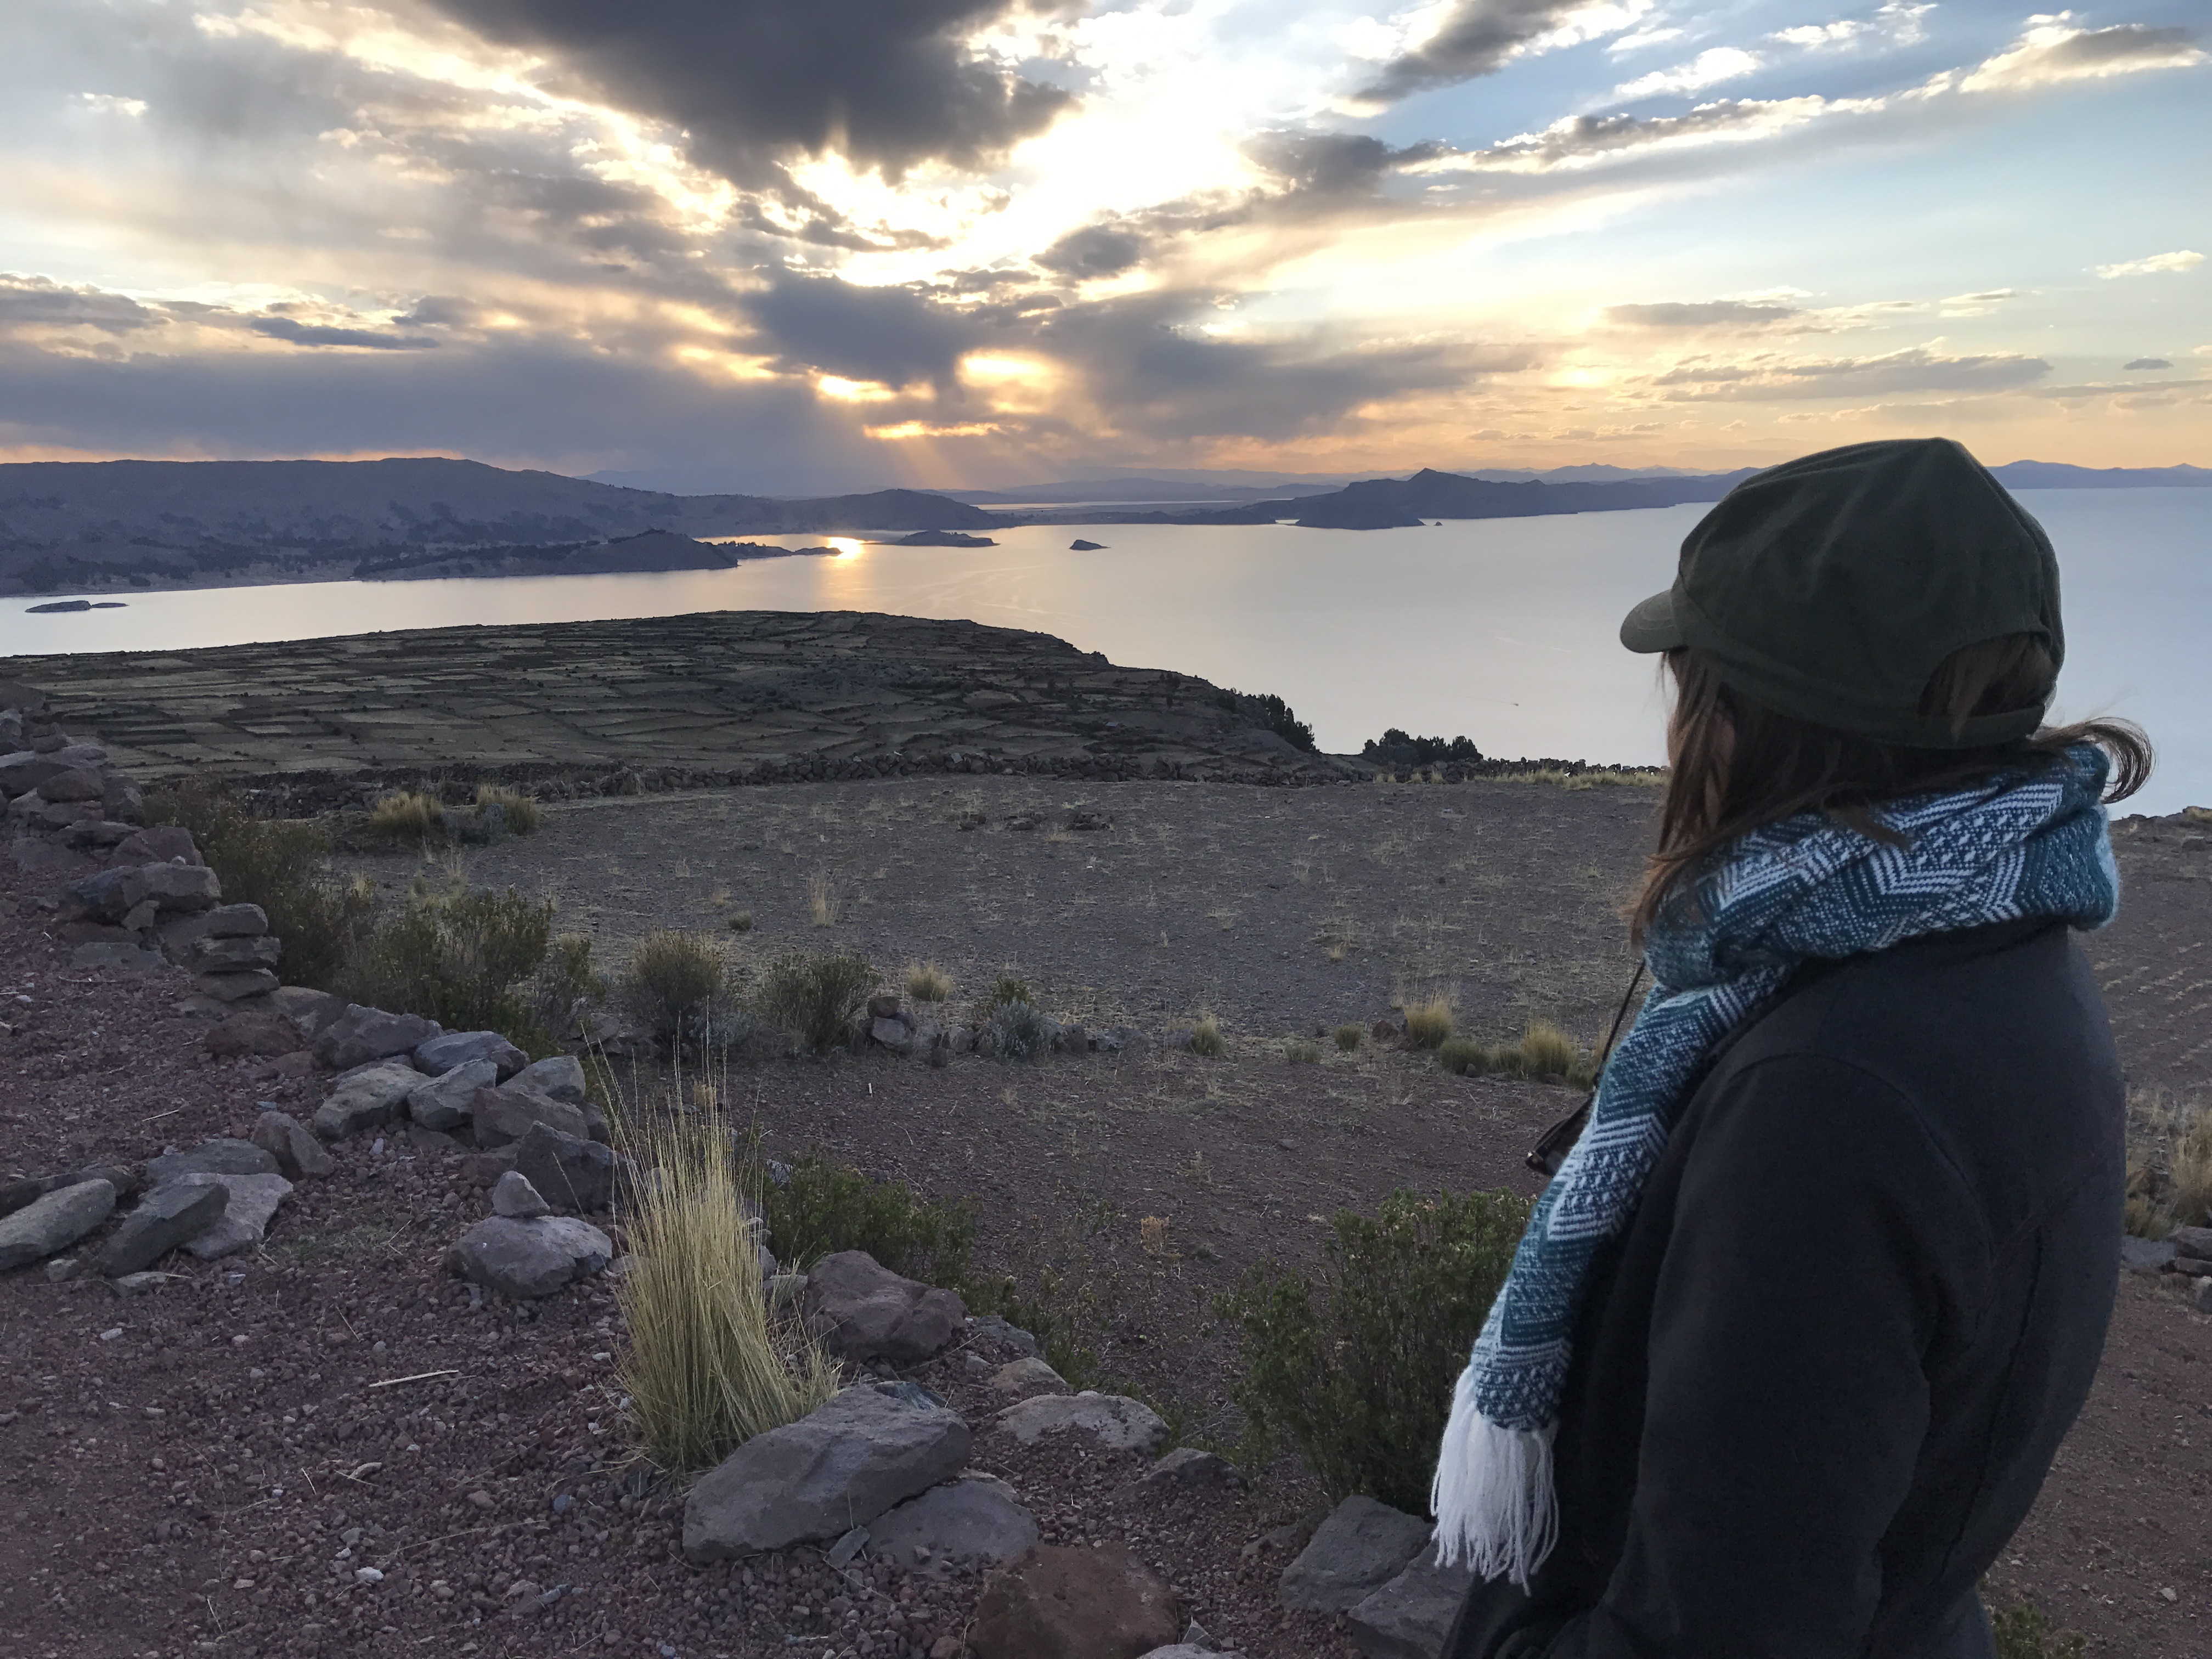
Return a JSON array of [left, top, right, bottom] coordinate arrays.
[[1437, 1037, 1491, 1076], [761, 1154, 978, 1288], [1286, 1039, 1322, 1065], [1990, 1601, 2085, 1659], [757, 952, 876, 1053], [618, 930, 729, 1043], [143, 782, 368, 989], [981, 970, 1034, 1012], [988, 1000, 1055, 1061], [1491, 1021, 1595, 1087], [531, 933, 605, 1039], [1188, 1013, 1226, 1058], [1403, 996, 1454, 1048], [1333, 1023, 1364, 1053], [1218, 1188, 1531, 1513], [342, 877, 555, 1040]]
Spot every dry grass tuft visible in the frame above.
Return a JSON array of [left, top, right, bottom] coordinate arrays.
[[1333, 1023, 1364, 1053], [472, 782, 543, 833], [1188, 1013, 1226, 1059], [1437, 1037, 1491, 1076], [905, 960, 954, 1002], [1286, 1039, 1322, 1065], [616, 1107, 839, 1473], [368, 789, 443, 840], [2124, 1088, 2212, 1238], [806, 869, 843, 928], [1402, 996, 1454, 1049]]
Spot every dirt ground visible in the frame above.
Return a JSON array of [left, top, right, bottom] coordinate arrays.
[[7, 777, 2212, 1658]]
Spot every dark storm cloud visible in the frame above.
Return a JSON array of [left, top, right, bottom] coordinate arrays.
[[742, 274, 987, 388], [425, 0, 1076, 182], [1240, 131, 1447, 194], [1358, 0, 1599, 103], [1606, 301, 1805, 329], [2123, 358, 2172, 370], [1035, 226, 1148, 279], [250, 317, 439, 351], [0, 275, 164, 334]]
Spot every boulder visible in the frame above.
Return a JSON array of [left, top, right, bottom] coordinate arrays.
[[492, 1170, 551, 1219], [971, 1543, 1180, 1659], [0, 751, 68, 795], [872, 1015, 913, 1052], [2169, 1224, 2212, 1259], [0, 1178, 42, 1221], [682, 1384, 973, 1562], [512, 1120, 617, 1214], [989, 1356, 1070, 1400], [1052, 1023, 1090, 1056], [144, 1139, 280, 1186], [312, 1005, 442, 1071], [803, 1250, 967, 1365], [272, 986, 348, 1036], [37, 765, 107, 804], [990, 1392, 1170, 1457], [63, 865, 148, 922], [405, 1059, 499, 1132], [0, 1179, 116, 1271], [196, 969, 279, 1002], [868, 1474, 1039, 1572], [193, 934, 281, 971], [311, 1058, 424, 1140], [1139, 1447, 1241, 1492], [970, 1314, 1040, 1357], [112, 826, 200, 865], [99, 1181, 228, 1277], [46, 1162, 140, 1201], [1344, 1544, 1477, 1659], [415, 1030, 528, 1080], [252, 1110, 335, 1180], [509, 1053, 586, 1102], [138, 862, 222, 912], [204, 1010, 304, 1059], [201, 903, 269, 938], [470, 1082, 588, 1149], [1278, 1496, 1432, 1613], [172, 1172, 294, 1260], [2121, 1236, 2178, 1273], [444, 1215, 612, 1299]]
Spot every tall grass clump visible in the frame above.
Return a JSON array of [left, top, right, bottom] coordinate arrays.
[[1334, 1023, 1364, 1053], [619, 1111, 839, 1473], [143, 782, 370, 989], [1188, 1013, 1226, 1058], [619, 930, 729, 1044], [1487, 1020, 1593, 1087], [1219, 1188, 1531, 1512], [368, 789, 443, 842], [342, 873, 555, 1039], [905, 960, 954, 1002], [1286, 1039, 1322, 1065], [2123, 1088, 2212, 1238], [806, 869, 843, 927], [758, 952, 876, 1052], [1402, 996, 1454, 1049], [1437, 1037, 1491, 1076], [473, 782, 543, 834]]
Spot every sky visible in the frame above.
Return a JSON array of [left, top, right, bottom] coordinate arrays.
[[0, 0, 2205, 493]]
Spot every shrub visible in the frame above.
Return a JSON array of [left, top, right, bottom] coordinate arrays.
[[143, 783, 369, 990], [1494, 1020, 1583, 1082], [758, 952, 876, 1053], [1990, 1601, 2085, 1659], [618, 930, 729, 1044], [473, 782, 543, 834], [726, 910, 754, 933], [529, 933, 605, 1040], [1333, 1023, 1364, 1053], [368, 790, 443, 842], [761, 1154, 978, 1288], [1362, 729, 1481, 768], [2123, 1088, 2212, 1237], [1403, 996, 1454, 1049], [905, 960, 954, 1002], [989, 1000, 1056, 1062], [619, 1111, 839, 1473], [981, 971, 1033, 1012], [342, 876, 555, 1039], [1437, 1037, 1491, 1076], [1286, 1039, 1322, 1065], [1188, 1013, 1226, 1058], [1219, 1188, 1531, 1512]]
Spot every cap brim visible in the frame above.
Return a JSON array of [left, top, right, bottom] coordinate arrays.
[[1619, 589, 1685, 654]]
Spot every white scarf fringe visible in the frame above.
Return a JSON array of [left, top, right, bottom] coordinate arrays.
[[1430, 1366, 1559, 1590]]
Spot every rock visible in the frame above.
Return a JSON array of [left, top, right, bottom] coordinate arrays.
[[1278, 1496, 1432, 1613], [196, 969, 280, 1002], [460, 1146, 521, 1188], [444, 1216, 612, 1299], [0, 1177, 42, 1221], [1140, 1447, 1241, 1492], [415, 1030, 528, 1080], [312, 1005, 442, 1071], [201, 903, 269, 938], [138, 862, 222, 912], [1052, 1023, 1090, 1056], [405, 1059, 499, 1132], [492, 1170, 551, 1219], [272, 986, 348, 1036], [0, 1179, 116, 1271], [471, 1082, 589, 1149], [868, 1474, 1039, 1572], [867, 994, 905, 1020], [989, 1356, 1070, 1400], [2121, 1235, 2179, 1273], [252, 1110, 335, 1180], [171, 1172, 295, 1260], [510, 1054, 586, 1102], [2194, 1277, 2212, 1315], [37, 765, 108, 803], [204, 1011, 305, 1058], [312, 1058, 422, 1140], [1138, 1649, 1249, 1659], [872, 1015, 912, 1051], [990, 1392, 1170, 1457], [972, 1542, 1180, 1659], [682, 1384, 973, 1562], [144, 1139, 280, 1186], [193, 934, 281, 971], [802, 1250, 967, 1365], [1070, 539, 1104, 551], [970, 1314, 1040, 1357], [408, 1123, 460, 1155], [2177, 1256, 2212, 1278], [1344, 1544, 1477, 1659], [0, 751, 69, 794], [48, 1161, 141, 1201], [826, 1526, 869, 1568], [112, 826, 200, 865], [512, 1120, 617, 1214], [99, 1181, 228, 1276], [2169, 1225, 2212, 1260]]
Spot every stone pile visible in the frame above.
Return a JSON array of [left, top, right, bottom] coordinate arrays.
[[864, 990, 1136, 1064]]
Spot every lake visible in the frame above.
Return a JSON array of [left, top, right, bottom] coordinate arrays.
[[3, 487, 2206, 816]]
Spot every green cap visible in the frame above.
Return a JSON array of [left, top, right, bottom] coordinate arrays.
[[1620, 437, 2063, 748]]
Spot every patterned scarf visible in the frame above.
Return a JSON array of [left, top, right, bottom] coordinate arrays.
[[1431, 745, 2121, 1587]]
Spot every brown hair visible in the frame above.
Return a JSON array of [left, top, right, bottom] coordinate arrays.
[[1629, 633, 2152, 944]]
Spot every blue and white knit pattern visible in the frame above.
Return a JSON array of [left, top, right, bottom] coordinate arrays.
[[1431, 746, 2121, 1587]]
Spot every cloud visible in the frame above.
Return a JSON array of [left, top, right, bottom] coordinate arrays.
[[742, 274, 984, 389], [1938, 289, 2017, 317], [1613, 47, 1764, 101], [0, 274, 165, 335], [249, 317, 439, 351], [2095, 250, 2204, 278], [1416, 97, 1838, 173], [1655, 342, 2051, 399], [1241, 131, 1447, 194], [1358, 0, 1641, 103], [1605, 300, 1804, 329], [77, 92, 148, 117], [1956, 17, 2205, 94], [1035, 225, 1149, 279], [1771, 2, 1932, 52], [2124, 358, 2172, 370], [423, 0, 1077, 184]]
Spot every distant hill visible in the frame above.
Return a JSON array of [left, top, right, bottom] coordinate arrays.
[[1987, 461, 2212, 489], [0, 456, 992, 595]]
